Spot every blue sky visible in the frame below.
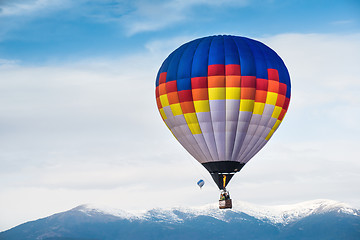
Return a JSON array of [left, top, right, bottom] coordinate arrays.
[[1, 0, 359, 63], [0, 0, 360, 231]]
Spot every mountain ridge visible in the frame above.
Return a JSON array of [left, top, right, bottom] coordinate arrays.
[[74, 198, 359, 224], [1, 199, 359, 240]]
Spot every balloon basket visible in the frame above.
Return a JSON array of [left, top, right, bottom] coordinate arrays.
[[219, 199, 232, 209]]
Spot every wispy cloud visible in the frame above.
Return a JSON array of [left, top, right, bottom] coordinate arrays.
[[119, 0, 249, 35], [331, 19, 354, 26], [0, 0, 250, 41], [0, 0, 70, 17]]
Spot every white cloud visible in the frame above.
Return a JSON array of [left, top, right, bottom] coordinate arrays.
[[119, 0, 249, 35], [0, 32, 360, 231], [0, 0, 70, 17], [0, 0, 250, 38]]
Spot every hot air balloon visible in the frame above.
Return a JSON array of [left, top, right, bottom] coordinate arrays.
[[155, 35, 291, 209], [197, 179, 205, 189]]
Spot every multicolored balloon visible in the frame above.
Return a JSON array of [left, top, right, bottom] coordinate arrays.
[[197, 179, 205, 189], [155, 35, 291, 190]]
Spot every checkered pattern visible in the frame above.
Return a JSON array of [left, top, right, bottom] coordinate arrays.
[[155, 35, 291, 165]]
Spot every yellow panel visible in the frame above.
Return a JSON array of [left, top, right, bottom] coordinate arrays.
[[184, 112, 198, 124], [170, 103, 183, 116], [184, 113, 202, 135], [209, 88, 226, 100], [194, 100, 210, 112], [226, 87, 241, 100], [265, 129, 274, 140], [265, 92, 278, 105], [188, 123, 202, 134], [271, 106, 282, 119], [253, 102, 265, 115], [159, 94, 169, 107], [272, 119, 281, 130], [266, 119, 282, 140], [159, 108, 167, 120], [240, 99, 254, 112]]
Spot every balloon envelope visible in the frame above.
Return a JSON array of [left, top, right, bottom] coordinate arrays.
[[155, 35, 291, 189]]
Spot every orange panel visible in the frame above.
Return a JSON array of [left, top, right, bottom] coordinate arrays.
[[208, 76, 226, 88], [226, 75, 241, 87], [255, 90, 267, 103], [181, 101, 195, 114], [167, 92, 180, 105], [192, 88, 209, 101], [268, 80, 279, 93], [241, 87, 256, 99], [159, 83, 167, 95]]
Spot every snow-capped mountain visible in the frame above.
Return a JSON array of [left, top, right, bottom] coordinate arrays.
[[77, 199, 358, 224], [1, 199, 359, 240]]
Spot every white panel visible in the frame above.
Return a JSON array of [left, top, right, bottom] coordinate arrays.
[[209, 99, 226, 160], [231, 111, 252, 161], [193, 134, 213, 163], [225, 99, 240, 160], [239, 103, 276, 161], [196, 112, 219, 160]]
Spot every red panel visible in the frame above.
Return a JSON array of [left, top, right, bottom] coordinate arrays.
[[156, 97, 162, 109], [225, 64, 241, 76], [181, 101, 195, 114], [256, 78, 268, 91], [275, 94, 285, 107], [241, 87, 256, 100], [208, 64, 225, 76], [241, 76, 256, 88], [208, 76, 225, 88], [178, 90, 193, 102], [268, 69, 279, 82], [283, 97, 290, 110], [192, 88, 208, 101], [167, 92, 179, 105], [268, 80, 279, 93], [255, 90, 267, 103], [278, 109, 286, 121], [278, 82, 287, 96], [155, 86, 160, 98], [159, 72, 167, 84], [166, 80, 177, 93], [192, 77, 208, 89]]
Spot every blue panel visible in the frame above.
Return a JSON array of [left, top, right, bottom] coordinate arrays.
[[155, 71, 160, 87], [242, 37, 268, 79], [176, 39, 201, 91], [256, 40, 291, 98], [178, 39, 201, 79], [256, 40, 278, 70], [224, 36, 240, 65], [191, 36, 213, 78], [177, 77, 192, 91], [156, 53, 172, 86], [208, 36, 225, 65], [166, 43, 188, 82], [233, 37, 256, 76]]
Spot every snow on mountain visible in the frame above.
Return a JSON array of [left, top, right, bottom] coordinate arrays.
[[73, 204, 145, 220], [75, 199, 358, 225], [231, 199, 358, 224]]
